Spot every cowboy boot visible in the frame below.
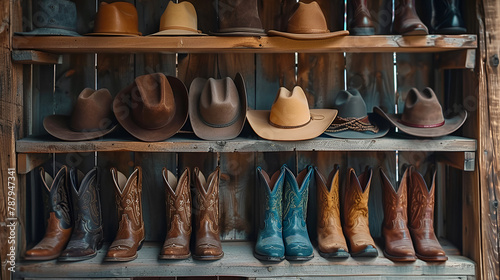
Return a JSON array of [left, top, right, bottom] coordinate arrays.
[[59, 167, 104, 261], [315, 166, 349, 258], [348, 0, 375, 35], [432, 0, 466, 34], [254, 166, 285, 262], [380, 168, 416, 262], [159, 168, 191, 260], [105, 167, 145, 262], [25, 165, 73, 260], [343, 167, 378, 257], [393, 0, 428, 35], [408, 166, 447, 262], [283, 165, 314, 261], [193, 167, 224, 260]]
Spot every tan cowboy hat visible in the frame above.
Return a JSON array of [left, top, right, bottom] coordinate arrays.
[[113, 73, 188, 142], [374, 87, 467, 137], [246, 86, 337, 141], [150, 1, 205, 36], [87, 2, 142, 36], [210, 0, 266, 36], [267, 1, 349, 40], [189, 73, 247, 140], [43, 88, 117, 141]]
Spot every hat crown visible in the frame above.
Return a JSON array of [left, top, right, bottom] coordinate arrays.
[[287, 1, 329, 34], [269, 86, 311, 128], [401, 88, 445, 127], [33, 0, 77, 31], [159, 1, 199, 33], [199, 77, 240, 127], [218, 0, 263, 32], [334, 89, 368, 118], [70, 88, 113, 132], [93, 2, 141, 35], [131, 73, 176, 130]]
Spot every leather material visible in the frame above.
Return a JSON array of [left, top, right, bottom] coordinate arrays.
[[105, 167, 145, 262], [193, 167, 224, 260], [283, 165, 314, 261], [432, 0, 466, 34], [380, 168, 416, 262], [393, 0, 429, 35], [25, 165, 73, 260], [315, 166, 349, 258], [408, 167, 448, 262], [254, 166, 285, 261], [59, 167, 103, 261], [343, 167, 378, 257], [160, 168, 192, 259], [348, 0, 375, 35]]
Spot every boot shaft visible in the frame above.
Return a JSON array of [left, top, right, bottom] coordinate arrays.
[[408, 167, 436, 231], [69, 167, 102, 233], [315, 166, 341, 228], [257, 166, 284, 230], [343, 167, 372, 228], [283, 166, 313, 222], [40, 165, 72, 229], [163, 167, 191, 233], [193, 167, 220, 233], [380, 168, 409, 229], [111, 167, 143, 229]]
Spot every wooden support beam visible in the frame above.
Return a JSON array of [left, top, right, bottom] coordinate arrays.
[[17, 153, 51, 174], [437, 49, 476, 69], [11, 50, 62, 64], [437, 151, 476, 171]]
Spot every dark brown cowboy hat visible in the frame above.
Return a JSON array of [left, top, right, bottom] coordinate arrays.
[[374, 87, 467, 137], [113, 73, 188, 142], [189, 73, 247, 140], [210, 0, 266, 36], [43, 88, 117, 141]]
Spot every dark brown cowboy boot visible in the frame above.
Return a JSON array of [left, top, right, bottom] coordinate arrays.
[[159, 167, 192, 259], [343, 167, 378, 257], [192, 167, 224, 260], [380, 168, 416, 262], [348, 0, 375, 35], [393, 0, 428, 35], [59, 167, 103, 261], [315, 166, 349, 258], [105, 167, 145, 262], [408, 166, 447, 262], [25, 165, 73, 260]]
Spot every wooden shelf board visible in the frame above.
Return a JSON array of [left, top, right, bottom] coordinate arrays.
[[14, 241, 475, 279], [12, 35, 477, 54]]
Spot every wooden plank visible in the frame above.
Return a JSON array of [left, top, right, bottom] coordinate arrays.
[[437, 49, 476, 69], [11, 35, 478, 54], [16, 153, 51, 174], [11, 50, 62, 64], [437, 152, 475, 171]]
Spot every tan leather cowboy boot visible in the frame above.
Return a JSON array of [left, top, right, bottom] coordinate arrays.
[[192, 167, 224, 260], [380, 168, 416, 262], [105, 167, 145, 262], [315, 166, 349, 258], [408, 166, 447, 262], [160, 167, 191, 259], [343, 167, 378, 257], [25, 165, 73, 260]]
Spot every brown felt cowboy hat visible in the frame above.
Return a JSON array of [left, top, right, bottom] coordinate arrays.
[[246, 86, 337, 141], [150, 1, 206, 36], [113, 73, 188, 142], [267, 1, 349, 40], [43, 88, 117, 141], [87, 2, 141, 36], [374, 87, 467, 138], [189, 73, 247, 140], [210, 0, 266, 36]]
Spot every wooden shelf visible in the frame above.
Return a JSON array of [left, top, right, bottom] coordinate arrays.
[[12, 34, 477, 54], [14, 241, 475, 279]]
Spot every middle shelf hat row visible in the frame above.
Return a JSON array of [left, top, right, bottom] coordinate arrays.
[[42, 72, 467, 142]]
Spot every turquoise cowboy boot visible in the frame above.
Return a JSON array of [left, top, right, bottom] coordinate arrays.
[[254, 166, 285, 261], [283, 165, 314, 261]]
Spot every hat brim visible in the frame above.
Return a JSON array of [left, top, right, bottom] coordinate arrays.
[[43, 115, 117, 141], [149, 29, 207, 36], [189, 73, 247, 140], [323, 113, 390, 139], [374, 106, 467, 138], [246, 109, 337, 141], [267, 29, 349, 40], [16, 28, 81, 37], [210, 27, 267, 36], [113, 76, 188, 142]]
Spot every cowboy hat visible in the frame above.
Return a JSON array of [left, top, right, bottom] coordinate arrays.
[[246, 86, 337, 141], [267, 1, 349, 40], [43, 88, 117, 141], [87, 2, 141, 36], [113, 73, 188, 142], [150, 1, 206, 36], [210, 0, 266, 36], [374, 87, 467, 137], [324, 89, 389, 139], [189, 73, 247, 140]]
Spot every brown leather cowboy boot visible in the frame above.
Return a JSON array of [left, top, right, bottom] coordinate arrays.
[[343, 167, 378, 257], [380, 168, 416, 262], [408, 166, 447, 262], [348, 0, 375, 35], [25, 165, 73, 260], [105, 167, 145, 262], [393, 0, 428, 35], [192, 167, 224, 260], [159, 167, 191, 259], [315, 166, 349, 258]]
